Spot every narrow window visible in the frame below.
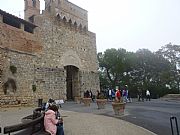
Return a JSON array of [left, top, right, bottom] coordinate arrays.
[[32, 0, 36, 7], [25, 1, 28, 9]]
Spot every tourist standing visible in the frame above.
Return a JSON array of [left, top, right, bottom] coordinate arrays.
[[96, 90, 100, 99], [85, 90, 90, 98], [89, 90, 94, 102], [115, 89, 121, 102], [146, 89, 151, 101]]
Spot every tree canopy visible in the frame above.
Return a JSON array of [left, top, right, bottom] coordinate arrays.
[[98, 43, 180, 98]]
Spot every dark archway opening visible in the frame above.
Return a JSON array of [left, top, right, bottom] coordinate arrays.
[[65, 65, 79, 100]]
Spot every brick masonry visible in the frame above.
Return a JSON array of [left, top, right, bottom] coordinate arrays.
[[0, 0, 100, 107]]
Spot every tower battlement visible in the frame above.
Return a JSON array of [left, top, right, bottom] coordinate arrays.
[[24, 0, 40, 21], [55, 13, 88, 33], [45, 0, 88, 30]]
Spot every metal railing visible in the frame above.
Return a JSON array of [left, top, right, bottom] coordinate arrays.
[[170, 116, 179, 135]]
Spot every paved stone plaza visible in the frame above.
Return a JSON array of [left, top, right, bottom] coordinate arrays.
[[0, 104, 156, 135]]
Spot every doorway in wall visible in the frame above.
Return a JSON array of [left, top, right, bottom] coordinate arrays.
[[65, 65, 79, 100]]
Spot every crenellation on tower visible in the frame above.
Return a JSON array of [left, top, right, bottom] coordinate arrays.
[[54, 13, 88, 33], [44, 0, 88, 30]]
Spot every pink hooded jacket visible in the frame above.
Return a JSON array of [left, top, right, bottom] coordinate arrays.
[[44, 110, 59, 135]]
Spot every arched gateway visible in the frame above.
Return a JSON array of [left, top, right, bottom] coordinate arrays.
[[62, 50, 82, 100], [64, 65, 79, 100]]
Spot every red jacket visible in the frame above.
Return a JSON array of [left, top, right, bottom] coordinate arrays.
[[116, 90, 121, 98]]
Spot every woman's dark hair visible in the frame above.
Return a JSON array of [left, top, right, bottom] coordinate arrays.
[[48, 98, 54, 103], [48, 104, 58, 112]]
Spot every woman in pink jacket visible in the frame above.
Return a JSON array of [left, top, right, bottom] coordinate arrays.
[[44, 104, 64, 135]]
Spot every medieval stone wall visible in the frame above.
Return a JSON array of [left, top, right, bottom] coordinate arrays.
[[0, 21, 42, 106], [34, 14, 99, 95], [0, 48, 36, 106], [0, 0, 100, 107], [80, 71, 100, 96], [34, 67, 66, 101], [24, 0, 40, 21], [0, 47, 67, 106], [34, 15, 98, 71], [0, 23, 42, 54]]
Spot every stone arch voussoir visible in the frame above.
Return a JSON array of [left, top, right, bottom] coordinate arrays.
[[61, 50, 82, 69]]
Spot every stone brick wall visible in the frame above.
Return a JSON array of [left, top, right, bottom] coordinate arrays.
[[0, 0, 100, 107], [80, 71, 100, 96], [34, 15, 98, 71], [0, 20, 42, 107], [0, 48, 36, 106], [24, 0, 40, 21], [0, 23, 42, 54], [0, 47, 67, 107], [34, 67, 66, 101], [34, 14, 100, 95]]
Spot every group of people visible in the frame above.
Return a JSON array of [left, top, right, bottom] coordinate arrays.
[[106, 87, 131, 103], [82, 87, 132, 103], [43, 98, 64, 135], [84, 90, 95, 102], [83, 87, 151, 103], [138, 89, 151, 101]]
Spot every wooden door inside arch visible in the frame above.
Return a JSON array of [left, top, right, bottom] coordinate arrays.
[[65, 65, 79, 100]]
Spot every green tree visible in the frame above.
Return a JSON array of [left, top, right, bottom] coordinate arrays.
[[98, 48, 133, 89], [157, 43, 180, 93], [129, 49, 171, 97], [98, 47, 172, 98]]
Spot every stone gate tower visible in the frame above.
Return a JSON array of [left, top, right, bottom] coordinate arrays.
[[0, 0, 100, 107], [30, 0, 100, 101]]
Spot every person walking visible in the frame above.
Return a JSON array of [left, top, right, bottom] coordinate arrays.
[[111, 89, 115, 101], [108, 89, 112, 101], [146, 89, 151, 101]]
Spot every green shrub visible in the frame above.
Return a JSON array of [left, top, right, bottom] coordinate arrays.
[[98, 93, 106, 99]]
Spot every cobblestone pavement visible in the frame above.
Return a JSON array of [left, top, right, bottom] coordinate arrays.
[[0, 107, 34, 127], [0, 103, 156, 135], [63, 110, 156, 135]]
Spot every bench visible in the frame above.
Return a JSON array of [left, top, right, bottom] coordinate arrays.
[[3, 107, 50, 135]]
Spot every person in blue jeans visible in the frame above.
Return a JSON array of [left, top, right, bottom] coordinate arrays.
[[57, 124, 64, 135], [55, 104, 64, 135], [111, 89, 115, 101]]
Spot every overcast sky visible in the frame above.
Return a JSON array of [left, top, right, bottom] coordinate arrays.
[[0, 0, 180, 53]]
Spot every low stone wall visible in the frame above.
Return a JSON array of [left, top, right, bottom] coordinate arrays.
[[162, 94, 180, 100]]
